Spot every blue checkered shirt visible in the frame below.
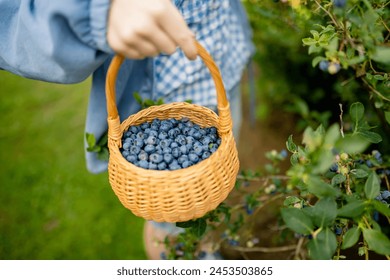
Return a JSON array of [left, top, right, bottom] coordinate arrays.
[[146, 0, 254, 107]]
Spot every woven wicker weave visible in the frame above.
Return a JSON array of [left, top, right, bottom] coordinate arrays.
[[105, 42, 239, 222]]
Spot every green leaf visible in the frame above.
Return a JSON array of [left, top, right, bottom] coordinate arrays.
[[85, 133, 96, 148], [97, 148, 109, 161], [372, 200, 390, 217], [307, 176, 340, 198], [311, 198, 337, 227], [312, 149, 334, 174], [350, 102, 364, 122], [337, 200, 365, 218], [286, 135, 297, 152], [362, 229, 390, 255], [97, 133, 108, 147], [189, 219, 207, 238], [335, 134, 370, 154], [385, 112, 390, 125], [176, 220, 197, 228], [290, 153, 299, 165], [331, 174, 346, 185], [356, 130, 382, 144], [133, 92, 143, 105], [307, 228, 337, 260], [364, 172, 380, 199], [281, 208, 314, 235], [350, 169, 368, 178], [312, 56, 326, 67], [302, 37, 317, 46], [324, 123, 340, 147], [341, 227, 361, 250], [371, 46, 390, 65]]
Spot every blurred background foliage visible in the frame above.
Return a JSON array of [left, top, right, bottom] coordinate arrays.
[[0, 73, 146, 259]]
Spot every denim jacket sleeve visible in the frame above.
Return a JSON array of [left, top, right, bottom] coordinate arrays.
[[0, 0, 112, 83]]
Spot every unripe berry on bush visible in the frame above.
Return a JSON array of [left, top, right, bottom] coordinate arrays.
[[328, 62, 341, 74], [340, 153, 349, 161]]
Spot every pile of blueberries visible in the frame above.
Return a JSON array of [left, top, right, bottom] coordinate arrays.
[[120, 117, 221, 170], [376, 190, 390, 205]]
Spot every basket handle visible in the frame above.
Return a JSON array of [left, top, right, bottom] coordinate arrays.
[[105, 41, 232, 142]]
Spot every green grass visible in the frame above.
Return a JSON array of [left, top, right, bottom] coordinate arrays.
[[0, 71, 147, 260]]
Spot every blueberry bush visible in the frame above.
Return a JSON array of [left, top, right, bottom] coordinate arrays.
[[160, 0, 390, 260]]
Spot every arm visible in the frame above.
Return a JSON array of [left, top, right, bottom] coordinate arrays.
[[0, 0, 112, 84]]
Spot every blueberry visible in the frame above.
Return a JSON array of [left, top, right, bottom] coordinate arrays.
[[145, 135, 157, 145], [366, 160, 373, 167], [169, 162, 181, 171], [187, 128, 196, 137], [209, 143, 218, 153], [193, 131, 202, 140], [319, 60, 329, 72], [170, 142, 179, 149], [150, 124, 159, 131], [126, 155, 137, 163], [159, 139, 172, 149], [129, 126, 139, 134], [138, 151, 149, 161], [124, 130, 133, 138], [152, 118, 161, 127], [178, 155, 189, 164], [158, 131, 168, 140], [329, 163, 338, 172], [175, 135, 187, 146], [138, 160, 149, 169], [124, 137, 134, 145], [160, 120, 172, 132], [182, 126, 191, 135], [280, 149, 288, 158], [334, 227, 342, 235], [141, 122, 150, 130], [333, 0, 346, 8], [202, 151, 211, 160], [148, 129, 158, 138], [136, 131, 146, 139], [193, 145, 204, 156], [381, 190, 390, 200], [169, 118, 178, 126], [188, 152, 199, 163], [129, 145, 141, 155], [163, 153, 173, 164], [168, 128, 180, 139], [181, 160, 191, 168], [122, 150, 130, 158], [150, 153, 163, 164], [162, 147, 172, 154], [144, 128, 151, 134], [122, 142, 131, 150], [148, 162, 158, 170], [179, 145, 188, 155], [181, 117, 189, 123], [209, 127, 217, 134], [172, 147, 181, 158], [157, 162, 167, 170], [133, 138, 144, 148], [201, 136, 212, 146], [144, 144, 156, 154]]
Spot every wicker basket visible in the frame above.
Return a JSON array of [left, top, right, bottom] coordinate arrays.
[[105, 41, 239, 222]]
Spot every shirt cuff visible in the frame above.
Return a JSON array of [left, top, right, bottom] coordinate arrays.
[[90, 0, 114, 54]]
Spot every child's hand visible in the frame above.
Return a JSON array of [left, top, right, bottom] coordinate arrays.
[[107, 0, 197, 60]]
